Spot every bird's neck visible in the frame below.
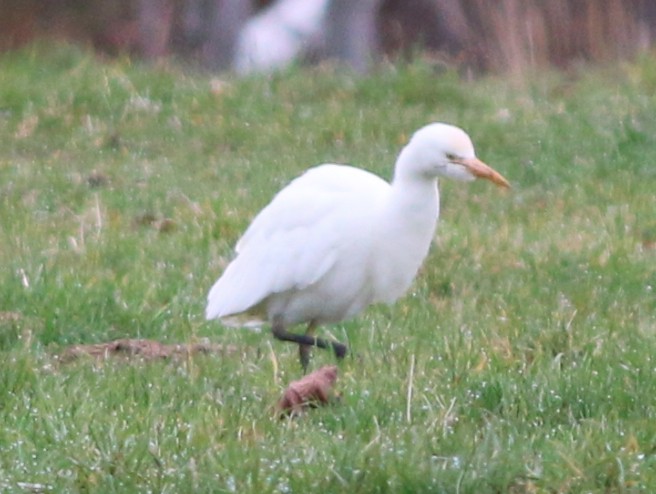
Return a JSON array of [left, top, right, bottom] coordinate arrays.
[[388, 148, 440, 222], [387, 178, 440, 236], [369, 150, 440, 300]]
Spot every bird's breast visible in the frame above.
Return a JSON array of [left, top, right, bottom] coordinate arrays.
[[370, 191, 439, 303]]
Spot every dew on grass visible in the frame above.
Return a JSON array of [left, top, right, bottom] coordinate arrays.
[[225, 475, 237, 492], [275, 479, 291, 493], [431, 455, 462, 470]]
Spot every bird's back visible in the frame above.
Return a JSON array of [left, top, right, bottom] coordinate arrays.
[[205, 164, 390, 325]]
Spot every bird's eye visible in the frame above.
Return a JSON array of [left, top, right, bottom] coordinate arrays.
[[446, 153, 458, 161]]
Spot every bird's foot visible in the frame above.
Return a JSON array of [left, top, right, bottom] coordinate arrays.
[[331, 341, 348, 360], [299, 340, 347, 373]]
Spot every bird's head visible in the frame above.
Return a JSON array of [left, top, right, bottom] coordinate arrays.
[[399, 123, 510, 188]]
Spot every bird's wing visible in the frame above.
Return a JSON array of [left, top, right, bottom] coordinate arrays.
[[206, 164, 390, 321]]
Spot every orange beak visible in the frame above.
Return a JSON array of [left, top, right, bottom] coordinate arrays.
[[458, 157, 510, 188]]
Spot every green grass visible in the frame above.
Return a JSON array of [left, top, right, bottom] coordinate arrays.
[[1, 43, 656, 492]]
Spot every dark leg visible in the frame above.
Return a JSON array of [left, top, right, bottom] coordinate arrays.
[[298, 322, 314, 372], [271, 319, 347, 372]]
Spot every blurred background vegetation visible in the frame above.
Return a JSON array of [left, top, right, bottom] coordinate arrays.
[[2, 0, 656, 75]]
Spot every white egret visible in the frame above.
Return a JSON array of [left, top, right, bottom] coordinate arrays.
[[206, 123, 509, 370]]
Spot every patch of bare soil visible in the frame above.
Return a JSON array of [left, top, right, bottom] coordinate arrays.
[[58, 338, 237, 363]]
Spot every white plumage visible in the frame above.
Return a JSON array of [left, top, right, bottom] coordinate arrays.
[[233, 0, 329, 75], [206, 123, 509, 369]]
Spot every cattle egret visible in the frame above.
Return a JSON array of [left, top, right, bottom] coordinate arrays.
[[206, 123, 509, 370]]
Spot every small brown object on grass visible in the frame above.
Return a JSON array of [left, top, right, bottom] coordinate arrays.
[[58, 338, 236, 363], [277, 365, 339, 417]]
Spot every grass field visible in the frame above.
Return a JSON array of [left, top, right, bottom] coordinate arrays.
[[1, 44, 655, 492]]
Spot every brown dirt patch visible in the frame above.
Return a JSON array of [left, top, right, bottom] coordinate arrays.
[[58, 338, 237, 363]]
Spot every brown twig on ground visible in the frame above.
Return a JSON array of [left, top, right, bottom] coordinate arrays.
[[58, 338, 237, 363], [277, 365, 339, 417]]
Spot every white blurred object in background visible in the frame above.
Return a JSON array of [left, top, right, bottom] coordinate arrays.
[[234, 0, 329, 75]]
